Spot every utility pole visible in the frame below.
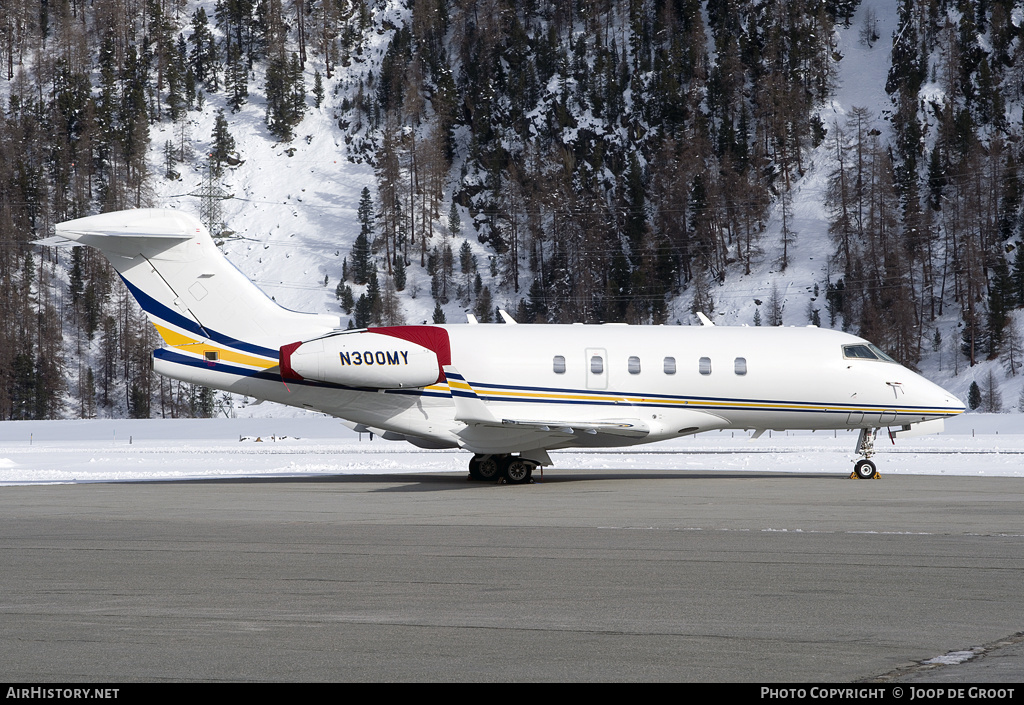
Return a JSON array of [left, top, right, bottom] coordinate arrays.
[[189, 161, 231, 237]]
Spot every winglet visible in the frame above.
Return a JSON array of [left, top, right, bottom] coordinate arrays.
[[498, 309, 517, 324], [443, 366, 497, 424], [696, 311, 715, 326]]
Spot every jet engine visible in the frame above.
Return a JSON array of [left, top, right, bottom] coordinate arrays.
[[279, 329, 444, 389]]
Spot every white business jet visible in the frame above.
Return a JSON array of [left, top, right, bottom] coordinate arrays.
[[45, 209, 965, 483]]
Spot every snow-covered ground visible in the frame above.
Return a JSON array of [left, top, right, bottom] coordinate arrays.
[[1, 414, 1021, 485]]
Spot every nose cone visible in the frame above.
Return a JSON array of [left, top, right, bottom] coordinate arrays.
[[916, 374, 966, 418]]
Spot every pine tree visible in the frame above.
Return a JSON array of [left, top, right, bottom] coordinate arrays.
[[365, 267, 381, 323], [189, 8, 218, 90], [266, 51, 305, 141], [336, 282, 354, 313], [433, 241, 454, 304], [988, 257, 1013, 358], [767, 284, 785, 326], [392, 256, 406, 292], [225, 42, 249, 112], [448, 201, 461, 238], [826, 280, 845, 328], [196, 386, 216, 417], [210, 109, 236, 177], [806, 299, 821, 327], [474, 286, 493, 323], [968, 381, 982, 410], [625, 154, 646, 264], [350, 237, 371, 285], [164, 140, 179, 180], [526, 278, 548, 323], [1002, 316, 1023, 377], [129, 383, 151, 419], [1011, 243, 1024, 308], [353, 294, 372, 328], [313, 70, 325, 108]]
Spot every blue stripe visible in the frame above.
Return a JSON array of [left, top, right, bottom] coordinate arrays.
[[154, 349, 389, 393], [153, 349, 955, 417], [397, 377, 952, 417], [383, 388, 456, 399], [458, 378, 954, 414], [455, 393, 926, 416], [154, 348, 278, 381], [121, 276, 279, 358]]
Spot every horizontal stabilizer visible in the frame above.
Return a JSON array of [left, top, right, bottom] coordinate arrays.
[[34, 235, 82, 247], [49, 209, 201, 246]]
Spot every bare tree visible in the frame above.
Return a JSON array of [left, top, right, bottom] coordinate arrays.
[[980, 368, 1003, 413], [859, 7, 879, 48], [1002, 314, 1024, 377]]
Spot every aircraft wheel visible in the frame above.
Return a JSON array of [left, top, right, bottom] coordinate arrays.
[[474, 454, 501, 481], [502, 456, 534, 484], [853, 459, 877, 480]]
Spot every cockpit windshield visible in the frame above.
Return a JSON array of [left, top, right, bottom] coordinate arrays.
[[842, 344, 896, 362]]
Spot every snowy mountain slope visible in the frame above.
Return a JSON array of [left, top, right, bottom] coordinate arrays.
[[150, 1, 868, 329], [665, 3, 898, 327]]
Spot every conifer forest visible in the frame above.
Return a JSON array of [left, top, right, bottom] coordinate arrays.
[[3, 0, 1024, 419]]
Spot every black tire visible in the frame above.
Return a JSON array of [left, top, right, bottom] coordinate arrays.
[[475, 454, 501, 481], [854, 459, 876, 480], [502, 456, 534, 484]]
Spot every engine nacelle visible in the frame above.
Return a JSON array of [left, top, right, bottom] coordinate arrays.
[[280, 330, 442, 388]]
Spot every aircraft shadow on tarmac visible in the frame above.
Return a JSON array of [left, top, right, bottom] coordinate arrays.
[[137, 470, 843, 492]]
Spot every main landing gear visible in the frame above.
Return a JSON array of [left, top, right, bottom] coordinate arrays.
[[468, 454, 538, 484], [851, 428, 881, 479]]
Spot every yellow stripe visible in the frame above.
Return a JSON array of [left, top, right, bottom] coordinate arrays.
[[151, 323, 277, 370], [151, 323, 194, 347], [466, 384, 959, 415]]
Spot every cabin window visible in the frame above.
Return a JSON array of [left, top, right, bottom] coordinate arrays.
[[663, 357, 676, 375], [734, 357, 747, 375], [204, 351, 219, 362], [590, 355, 604, 374], [628, 356, 641, 374], [699, 357, 712, 375], [553, 355, 566, 374]]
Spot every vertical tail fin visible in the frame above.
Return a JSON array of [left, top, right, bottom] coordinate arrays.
[[50, 209, 339, 364]]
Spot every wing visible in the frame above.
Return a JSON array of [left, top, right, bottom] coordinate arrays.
[[444, 366, 723, 454]]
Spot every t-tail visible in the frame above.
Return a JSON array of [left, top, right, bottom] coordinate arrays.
[[47, 209, 340, 392]]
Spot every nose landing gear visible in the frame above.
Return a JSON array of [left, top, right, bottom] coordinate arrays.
[[851, 428, 881, 479]]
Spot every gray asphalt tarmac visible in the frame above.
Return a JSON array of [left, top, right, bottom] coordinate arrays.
[[1, 469, 1021, 682]]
